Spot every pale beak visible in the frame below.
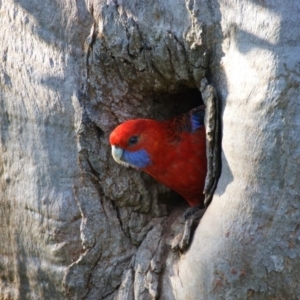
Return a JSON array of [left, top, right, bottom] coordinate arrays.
[[111, 145, 132, 167], [111, 145, 123, 164]]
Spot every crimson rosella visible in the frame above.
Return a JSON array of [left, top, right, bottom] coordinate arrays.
[[109, 106, 207, 208]]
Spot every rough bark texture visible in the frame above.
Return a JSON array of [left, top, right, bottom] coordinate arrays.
[[1, 0, 300, 299]]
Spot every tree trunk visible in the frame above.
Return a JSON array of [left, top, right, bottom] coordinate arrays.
[[1, 0, 299, 299]]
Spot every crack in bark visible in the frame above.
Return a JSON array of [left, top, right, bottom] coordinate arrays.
[[150, 59, 167, 81], [101, 285, 121, 299], [86, 157, 100, 181], [113, 203, 130, 239], [164, 38, 178, 80], [84, 249, 103, 299], [167, 30, 192, 80], [85, 22, 97, 65]]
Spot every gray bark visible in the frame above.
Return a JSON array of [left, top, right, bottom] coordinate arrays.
[[0, 0, 91, 298], [1, 0, 299, 299]]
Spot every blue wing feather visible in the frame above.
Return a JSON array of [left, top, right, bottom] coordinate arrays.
[[164, 105, 205, 142], [190, 106, 205, 132]]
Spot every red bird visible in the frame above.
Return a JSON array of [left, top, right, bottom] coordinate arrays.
[[109, 106, 207, 208]]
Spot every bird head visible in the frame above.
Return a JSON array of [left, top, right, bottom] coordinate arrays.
[[109, 119, 162, 169]]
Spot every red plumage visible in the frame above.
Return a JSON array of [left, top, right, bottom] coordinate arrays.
[[109, 106, 207, 207]]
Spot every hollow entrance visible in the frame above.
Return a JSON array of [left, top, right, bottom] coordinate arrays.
[[151, 87, 204, 121]]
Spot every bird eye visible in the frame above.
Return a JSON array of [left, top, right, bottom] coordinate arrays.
[[128, 136, 138, 146]]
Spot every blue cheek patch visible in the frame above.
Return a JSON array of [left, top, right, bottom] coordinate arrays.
[[122, 149, 151, 169]]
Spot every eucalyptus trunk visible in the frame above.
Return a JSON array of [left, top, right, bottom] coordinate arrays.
[[0, 0, 299, 299]]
